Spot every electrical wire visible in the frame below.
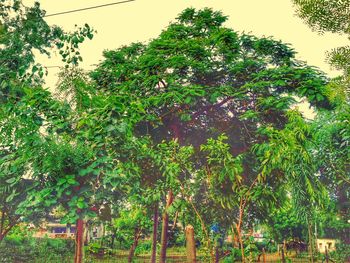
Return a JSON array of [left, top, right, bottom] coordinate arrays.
[[44, 0, 136, 18]]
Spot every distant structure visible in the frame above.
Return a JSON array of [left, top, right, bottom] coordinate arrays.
[[316, 238, 337, 253], [31, 222, 104, 240], [32, 223, 76, 239]]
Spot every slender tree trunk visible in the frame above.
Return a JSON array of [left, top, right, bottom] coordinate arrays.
[[281, 241, 286, 263], [101, 222, 105, 246], [262, 248, 266, 263], [234, 200, 246, 263], [214, 246, 220, 263], [160, 190, 174, 263], [307, 218, 314, 263], [84, 221, 89, 245], [234, 197, 248, 263], [0, 211, 5, 237], [0, 212, 5, 242], [151, 202, 159, 263], [111, 230, 116, 249], [159, 117, 180, 262], [235, 223, 245, 263], [128, 227, 142, 263], [325, 246, 329, 263], [74, 218, 84, 263]]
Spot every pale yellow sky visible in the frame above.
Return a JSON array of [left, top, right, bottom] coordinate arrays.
[[24, 0, 348, 88]]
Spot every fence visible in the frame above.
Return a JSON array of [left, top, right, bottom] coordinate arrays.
[[26, 254, 335, 263]]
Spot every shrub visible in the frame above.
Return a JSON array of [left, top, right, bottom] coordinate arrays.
[[134, 240, 152, 255], [222, 248, 242, 262], [329, 243, 350, 262], [0, 236, 74, 262]]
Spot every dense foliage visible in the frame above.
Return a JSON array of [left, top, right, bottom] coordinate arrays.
[[0, 1, 348, 263]]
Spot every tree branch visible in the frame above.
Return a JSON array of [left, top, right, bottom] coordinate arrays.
[[190, 96, 234, 122]]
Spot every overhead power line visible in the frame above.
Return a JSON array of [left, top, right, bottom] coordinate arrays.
[[44, 0, 136, 18]]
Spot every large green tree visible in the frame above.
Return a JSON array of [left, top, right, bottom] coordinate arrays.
[[0, 0, 66, 241], [293, 0, 350, 82], [0, 2, 99, 263], [293, 0, 350, 250], [91, 8, 331, 261]]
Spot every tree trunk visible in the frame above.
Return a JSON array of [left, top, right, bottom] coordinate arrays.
[[101, 222, 105, 246], [214, 246, 220, 263], [185, 225, 196, 263], [84, 221, 89, 245], [151, 202, 159, 263], [234, 218, 245, 263], [160, 190, 174, 263], [111, 231, 116, 249], [325, 246, 329, 263], [337, 184, 350, 244], [262, 248, 266, 263], [0, 211, 5, 239], [235, 199, 246, 263], [307, 218, 314, 263], [236, 224, 245, 263], [74, 218, 84, 263], [281, 242, 286, 263], [128, 227, 141, 263]]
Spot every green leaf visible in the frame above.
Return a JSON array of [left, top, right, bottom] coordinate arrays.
[[5, 177, 16, 184], [67, 178, 77, 185], [77, 201, 85, 209]]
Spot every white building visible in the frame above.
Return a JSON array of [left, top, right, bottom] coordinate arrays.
[[316, 238, 337, 253]]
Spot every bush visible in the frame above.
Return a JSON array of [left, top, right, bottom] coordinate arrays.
[[0, 236, 74, 262], [174, 233, 186, 247], [222, 248, 242, 262], [134, 240, 152, 255], [88, 242, 103, 254], [256, 240, 277, 253], [329, 243, 350, 262]]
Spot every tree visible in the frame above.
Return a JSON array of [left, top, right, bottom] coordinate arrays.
[[0, 0, 63, 97], [257, 110, 329, 262], [0, 0, 63, 240], [293, 0, 350, 250], [267, 204, 307, 243], [312, 108, 350, 245], [0, 87, 72, 242], [92, 8, 330, 261], [0, 2, 97, 263], [293, 0, 350, 85], [199, 134, 279, 262], [293, 0, 350, 34]]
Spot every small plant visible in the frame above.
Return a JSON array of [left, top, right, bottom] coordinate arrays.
[[134, 240, 152, 255], [87, 242, 103, 254], [87, 241, 112, 257]]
